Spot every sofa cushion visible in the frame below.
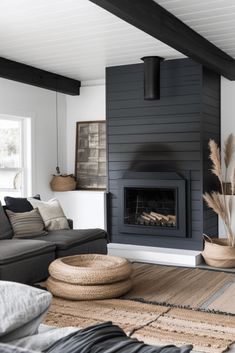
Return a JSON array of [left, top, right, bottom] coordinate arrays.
[[56, 239, 108, 258], [4, 195, 40, 213], [6, 209, 48, 238], [0, 201, 13, 240], [0, 281, 52, 342], [28, 198, 69, 231], [33, 228, 108, 250], [0, 239, 56, 265]]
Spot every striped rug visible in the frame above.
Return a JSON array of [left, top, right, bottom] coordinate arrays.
[[123, 262, 235, 313], [44, 262, 235, 352], [44, 297, 235, 353]]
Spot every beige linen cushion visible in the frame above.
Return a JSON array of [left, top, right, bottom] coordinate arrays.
[[5, 208, 47, 238], [28, 198, 69, 231]]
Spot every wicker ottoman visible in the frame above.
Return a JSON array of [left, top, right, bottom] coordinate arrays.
[[46, 254, 132, 300]]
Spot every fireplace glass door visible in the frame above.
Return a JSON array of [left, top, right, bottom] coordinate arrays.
[[118, 174, 186, 237], [124, 187, 177, 228]]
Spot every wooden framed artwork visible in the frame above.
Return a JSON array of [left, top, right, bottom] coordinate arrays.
[[75, 121, 106, 190]]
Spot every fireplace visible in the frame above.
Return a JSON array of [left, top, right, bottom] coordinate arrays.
[[124, 187, 176, 227], [107, 60, 220, 250], [118, 172, 187, 237]]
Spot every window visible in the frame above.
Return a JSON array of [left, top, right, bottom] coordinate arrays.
[[0, 115, 32, 203]]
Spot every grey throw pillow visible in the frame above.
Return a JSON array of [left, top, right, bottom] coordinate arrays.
[[0, 281, 52, 343], [0, 343, 36, 353], [0, 201, 13, 240], [5, 208, 47, 238]]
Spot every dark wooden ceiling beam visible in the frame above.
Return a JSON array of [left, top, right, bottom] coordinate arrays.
[[0, 57, 81, 95], [90, 0, 235, 80]]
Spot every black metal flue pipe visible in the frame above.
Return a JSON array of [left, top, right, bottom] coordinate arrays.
[[141, 56, 164, 100]]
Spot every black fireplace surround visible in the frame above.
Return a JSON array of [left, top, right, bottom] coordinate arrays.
[[118, 172, 187, 237], [106, 59, 220, 250]]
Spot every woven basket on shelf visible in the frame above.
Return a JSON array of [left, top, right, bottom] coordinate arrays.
[[50, 175, 76, 191]]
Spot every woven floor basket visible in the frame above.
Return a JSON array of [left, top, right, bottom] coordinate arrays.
[[48, 254, 132, 285], [202, 238, 235, 268], [46, 276, 132, 300]]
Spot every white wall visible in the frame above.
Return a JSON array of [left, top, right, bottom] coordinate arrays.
[[66, 83, 105, 174], [0, 78, 105, 203], [219, 77, 235, 236], [54, 190, 107, 229], [60, 82, 106, 229], [221, 77, 235, 142], [0, 77, 67, 200]]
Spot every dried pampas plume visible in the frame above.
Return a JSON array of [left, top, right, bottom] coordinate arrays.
[[224, 133, 235, 168], [204, 134, 235, 246], [203, 192, 225, 221], [208, 139, 222, 183]]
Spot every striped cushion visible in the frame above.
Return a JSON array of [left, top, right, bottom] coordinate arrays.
[[5, 208, 47, 238]]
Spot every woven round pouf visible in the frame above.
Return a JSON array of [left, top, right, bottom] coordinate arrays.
[[46, 254, 132, 300], [48, 254, 132, 284], [46, 276, 132, 300]]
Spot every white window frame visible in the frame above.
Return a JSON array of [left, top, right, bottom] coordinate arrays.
[[0, 114, 32, 198]]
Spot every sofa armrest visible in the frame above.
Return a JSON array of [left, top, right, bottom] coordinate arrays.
[[67, 219, 73, 229]]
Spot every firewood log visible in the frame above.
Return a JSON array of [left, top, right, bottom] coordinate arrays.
[[150, 212, 162, 220], [143, 212, 156, 221], [167, 215, 176, 222], [140, 215, 151, 221], [150, 211, 169, 221]]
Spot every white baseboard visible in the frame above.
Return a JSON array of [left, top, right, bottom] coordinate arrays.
[[108, 243, 202, 267]]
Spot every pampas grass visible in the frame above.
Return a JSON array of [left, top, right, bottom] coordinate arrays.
[[208, 139, 222, 183], [204, 134, 235, 247], [224, 133, 235, 168], [203, 192, 225, 220]]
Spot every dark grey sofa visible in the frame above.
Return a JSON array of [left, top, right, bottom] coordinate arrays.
[[0, 239, 56, 284], [0, 201, 108, 284]]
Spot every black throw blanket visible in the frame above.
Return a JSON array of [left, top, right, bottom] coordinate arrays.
[[44, 322, 193, 353]]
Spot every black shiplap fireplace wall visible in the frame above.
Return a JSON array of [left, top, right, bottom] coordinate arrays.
[[106, 58, 220, 250]]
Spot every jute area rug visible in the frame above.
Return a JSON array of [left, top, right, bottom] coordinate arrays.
[[44, 297, 235, 353], [44, 262, 235, 353], [124, 263, 235, 314], [45, 263, 235, 353]]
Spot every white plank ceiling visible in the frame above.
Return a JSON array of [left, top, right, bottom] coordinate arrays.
[[0, 0, 234, 81], [156, 0, 235, 58]]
